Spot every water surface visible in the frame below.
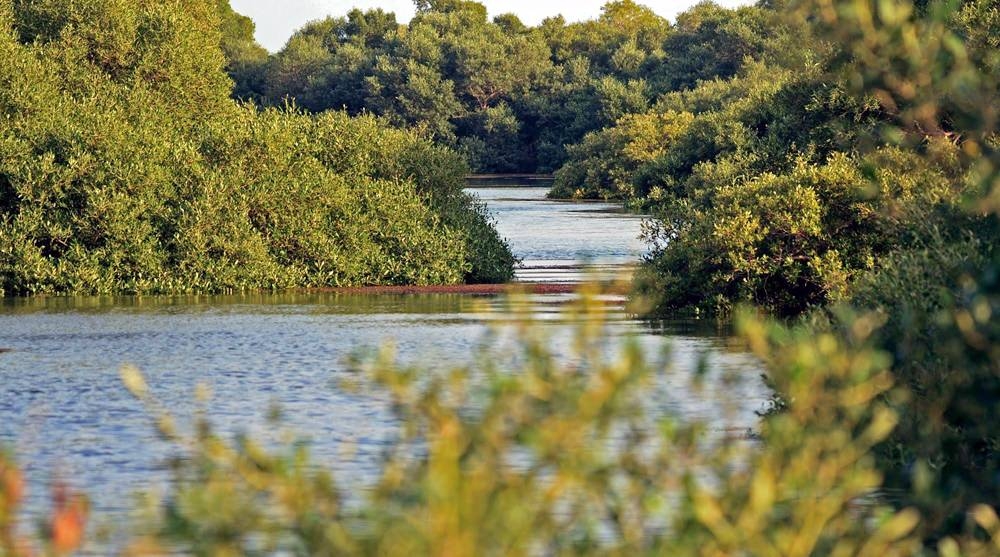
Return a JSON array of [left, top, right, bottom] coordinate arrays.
[[0, 186, 769, 540], [479, 186, 647, 282]]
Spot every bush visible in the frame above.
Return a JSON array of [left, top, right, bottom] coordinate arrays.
[[846, 226, 1000, 540], [768, 0, 1000, 543], [638, 147, 964, 316], [0, 0, 514, 296], [549, 111, 694, 201]]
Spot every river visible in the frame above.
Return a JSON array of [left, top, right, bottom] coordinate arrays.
[[0, 185, 770, 540]]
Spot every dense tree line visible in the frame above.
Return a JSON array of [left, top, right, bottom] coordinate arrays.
[[230, 0, 777, 174], [550, 0, 998, 318], [550, 0, 1000, 542], [233, 0, 993, 321], [0, 0, 515, 296]]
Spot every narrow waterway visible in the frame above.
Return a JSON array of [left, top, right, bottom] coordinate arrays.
[[479, 186, 646, 282], [0, 185, 770, 542]]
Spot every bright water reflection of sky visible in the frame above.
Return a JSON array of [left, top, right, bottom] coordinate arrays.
[[231, 0, 756, 52]]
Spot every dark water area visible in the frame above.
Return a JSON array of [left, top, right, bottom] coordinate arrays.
[[465, 175, 555, 187], [0, 186, 769, 546]]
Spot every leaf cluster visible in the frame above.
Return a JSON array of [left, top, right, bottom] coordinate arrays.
[[0, 0, 515, 296]]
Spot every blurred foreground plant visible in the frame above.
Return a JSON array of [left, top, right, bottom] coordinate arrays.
[[1, 452, 88, 557], [796, 0, 1000, 543], [2, 288, 1000, 554], [86, 288, 999, 556]]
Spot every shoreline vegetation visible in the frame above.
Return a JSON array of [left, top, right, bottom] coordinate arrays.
[[1, 0, 1000, 554], [0, 0, 517, 299], [309, 282, 597, 295], [464, 174, 554, 180]]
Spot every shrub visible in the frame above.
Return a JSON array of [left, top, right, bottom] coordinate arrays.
[[638, 147, 964, 316], [845, 227, 1000, 540], [0, 0, 514, 296], [550, 111, 694, 201], [771, 0, 1000, 542]]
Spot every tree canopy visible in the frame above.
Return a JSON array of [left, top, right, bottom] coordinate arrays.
[[233, 0, 778, 173], [0, 0, 516, 296]]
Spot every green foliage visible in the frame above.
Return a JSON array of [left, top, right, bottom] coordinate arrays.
[[11, 0, 232, 116], [638, 146, 964, 316], [652, 2, 775, 92], [847, 230, 1000, 540], [0, 0, 515, 297], [3, 0, 1000, 552], [782, 0, 1000, 542], [363, 120, 518, 283], [240, 1, 781, 173], [553, 36, 905, 315], [554, 53, 882, 200], [553, 0, 998, 321], [215, 0, 268, 100], [551, 111, 694, 200], [955, 0, 1000, 77]]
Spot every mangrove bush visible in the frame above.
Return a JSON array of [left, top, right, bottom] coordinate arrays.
[[0, 0, 515, 297]]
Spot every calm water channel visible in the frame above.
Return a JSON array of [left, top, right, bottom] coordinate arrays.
[[0, 186, 770, 541]]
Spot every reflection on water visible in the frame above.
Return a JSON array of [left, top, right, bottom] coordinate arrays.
[[473, 187, 647, 282], [0, 186, 768, 544]]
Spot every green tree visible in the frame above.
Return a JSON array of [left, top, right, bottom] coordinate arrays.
[[215, 0, 268, 99], [0, 0, 514, 296], [551, 111, 694, 200], [654, 2, 773, 92]]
